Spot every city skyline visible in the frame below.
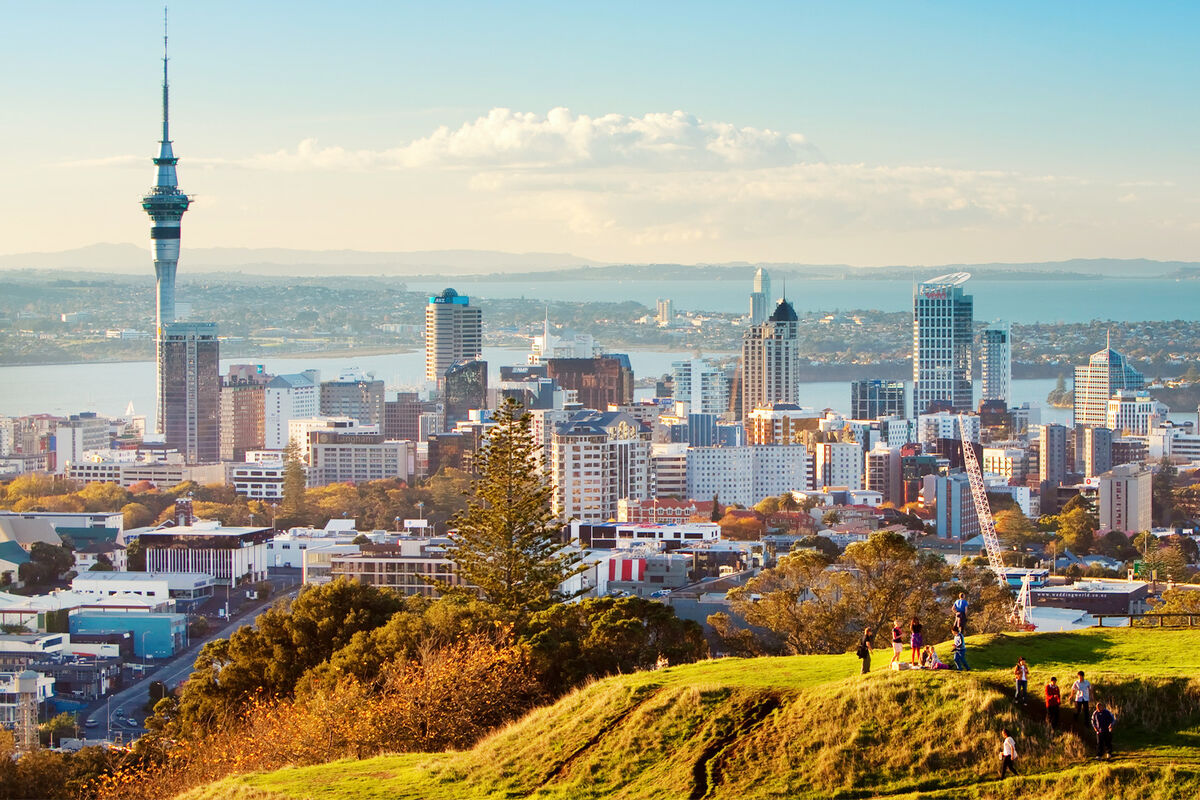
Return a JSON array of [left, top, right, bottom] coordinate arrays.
[[1, 2, 1198, 266]]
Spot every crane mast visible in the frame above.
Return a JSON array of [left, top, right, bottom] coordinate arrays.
[[957, 415, 1033, 628]]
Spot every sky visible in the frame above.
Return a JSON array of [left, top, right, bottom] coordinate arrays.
[[1, 0, 1198, 266]]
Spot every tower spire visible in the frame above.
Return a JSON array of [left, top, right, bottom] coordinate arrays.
[[162, 6, 170, 144]]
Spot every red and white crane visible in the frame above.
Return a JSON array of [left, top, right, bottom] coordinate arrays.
[[958, 415, 1034, 628]]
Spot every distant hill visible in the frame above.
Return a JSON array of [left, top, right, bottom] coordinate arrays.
[[0, 245, 1196, 281], [182, 627, 1200, 800], [0, 243, 605, 276]]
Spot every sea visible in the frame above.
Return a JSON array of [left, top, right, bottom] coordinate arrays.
[[2, 275, 1196, 429], [0, 348, 1074, 431], [405, 276, 1200, 324]]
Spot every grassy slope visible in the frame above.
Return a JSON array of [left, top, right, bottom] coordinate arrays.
[[182, 629, 1200, 800]]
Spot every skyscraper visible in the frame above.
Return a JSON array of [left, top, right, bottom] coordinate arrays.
[[850, 379, 906, 420], [912, 273, 973, 416], [159, 322, 220, 464], [979, 322, 1011, 406], [142, 16, 191, 433], [425, 289, 482, 386], [741, 299, 800, 420], [671, 358, 732, 416], [749, 267, 772, 325], [1074, 340, 1145, 427]]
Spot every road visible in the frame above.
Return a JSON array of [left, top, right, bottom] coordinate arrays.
[[84, 582, 301, 742]]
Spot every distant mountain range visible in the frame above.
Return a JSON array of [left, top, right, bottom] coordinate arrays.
[[0, 243, 1196, 281]]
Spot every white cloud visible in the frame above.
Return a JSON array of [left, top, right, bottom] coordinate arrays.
[[225, 107, 820, 172]]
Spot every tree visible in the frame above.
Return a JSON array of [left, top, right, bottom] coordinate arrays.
[[994, 509, 1038, 548], [121, 502, 154, 529], [1153, 457, 1178, 526], [88, 554, 115, 572], [19, 542, 74, 586], [728, 549, 852, 654], [174, 578, 405, 732], [796, 535, 840, 559], [753, 495, 780, 515], [778, 492, 799, 511], [1056, 506, 1097, 553], [445, 398, 579, 618], [38, 712, 76, 747], [279, 440, 309, 526], [710, 493, 722, 522], [125, 538, 146, 571], [821, 510, 842, 527], [839, 531, 948, 640]]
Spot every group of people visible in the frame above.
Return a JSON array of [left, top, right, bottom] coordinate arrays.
[[999, 666, 1118, 778], [850, 594, 1120, 777]]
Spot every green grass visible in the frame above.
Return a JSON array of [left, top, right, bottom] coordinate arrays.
[[181, 628, 1200, 800]]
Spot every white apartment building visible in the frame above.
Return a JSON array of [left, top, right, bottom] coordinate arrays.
[[53, 414, 110, 473], [919, 412, 980, 446], [227, 461, 286, 500], [650, 443, 689, 498], [1098, 463, 1153, 534], [814, 441, 863, 490], [1107, 390, 1169, 436], [264, 372, 320, 451], [1148, 423, 1200, 462], [551, 411, 651, 522], [308, 426, 412, 487], [982, 447, 1027, 483], [686, 444, 809, 508], [289, 416, 357, 455], [67, 458, 224, 489], [671, 359, 732, 416]]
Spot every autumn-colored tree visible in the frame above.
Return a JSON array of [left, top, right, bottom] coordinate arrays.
[[1056, 506, 1098, 553], [445, 398, 579, 618], [728, 549, 852, 654], [994, 508, 1039, 548]]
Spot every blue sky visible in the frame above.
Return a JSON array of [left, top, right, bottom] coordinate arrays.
[[1, 1, 1197, 264]]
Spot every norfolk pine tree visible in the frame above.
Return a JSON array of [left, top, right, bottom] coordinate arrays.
[[447, 398, 580, 618]]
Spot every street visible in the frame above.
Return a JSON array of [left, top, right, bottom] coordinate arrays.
[[83, 574, 302, 742]]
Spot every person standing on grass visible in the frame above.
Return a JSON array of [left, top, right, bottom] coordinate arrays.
[[1092, 702, 1117, 760], [999, 728, 1019, 778], [890, 619, 904, 666], [1013, 657, 1029, 704], [857, 626, 874, 675], [909, 617, 924, 667], [1044, 676, 1061, 728], [953, 591, 969, 631], [952, 625, 969, 671], [1071, 670, 1092, 725]]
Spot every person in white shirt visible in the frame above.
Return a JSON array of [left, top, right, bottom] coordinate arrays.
[[999, 728, 1019, 778], [1071, 670, 1093, 725]]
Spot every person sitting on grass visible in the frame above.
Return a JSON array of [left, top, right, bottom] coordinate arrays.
[[921, 645, 952, 670]]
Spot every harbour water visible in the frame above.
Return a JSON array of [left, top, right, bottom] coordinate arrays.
[[0, 349, 1073, 430]]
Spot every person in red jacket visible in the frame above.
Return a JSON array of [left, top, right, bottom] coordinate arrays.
[[1044, 676, 1062, 728]]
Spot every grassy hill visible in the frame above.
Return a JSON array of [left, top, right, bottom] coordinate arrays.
[[181, 628, 1200, 800]]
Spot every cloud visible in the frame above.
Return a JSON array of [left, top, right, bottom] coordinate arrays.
[[225, 107, 821, 172]]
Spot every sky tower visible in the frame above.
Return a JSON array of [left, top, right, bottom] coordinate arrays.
[[142, 9, 191, 433]]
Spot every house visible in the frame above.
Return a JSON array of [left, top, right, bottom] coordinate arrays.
[[0, 517, 62, 552], [0, 541, 31, 587], [72, 541, 128, 573]]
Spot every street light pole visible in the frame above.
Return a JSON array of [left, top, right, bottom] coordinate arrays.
[[141, 631, 149, 667]]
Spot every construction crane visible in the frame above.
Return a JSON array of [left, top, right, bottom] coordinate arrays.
[[957, 415, 1034, 629]]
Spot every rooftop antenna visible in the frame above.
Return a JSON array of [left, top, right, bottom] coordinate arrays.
[[1107, 328, 1111, 350]]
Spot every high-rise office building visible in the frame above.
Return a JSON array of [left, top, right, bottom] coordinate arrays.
[[1098, 463, 1152, 534], [1082, 426, 1114, 479], [1039, 423, 1068, 507], [912, 273, 973, 416], [1073, 340, 1145, 428], [425, 289, 482, 386], [655, 298, 673, 325], [443, 360, 488, 425], [546, 356, 634, 410], [142, 20, 192, 434], [384, 393, 442, 442], [159, 322, 220, 464], [749, 267, 772, 325], [219, 365, 270, 461], [320, 371, 385, 429], [741, 299, 800, 420], [980, 322, 1011, 405], [850, 380, 907, 421]]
